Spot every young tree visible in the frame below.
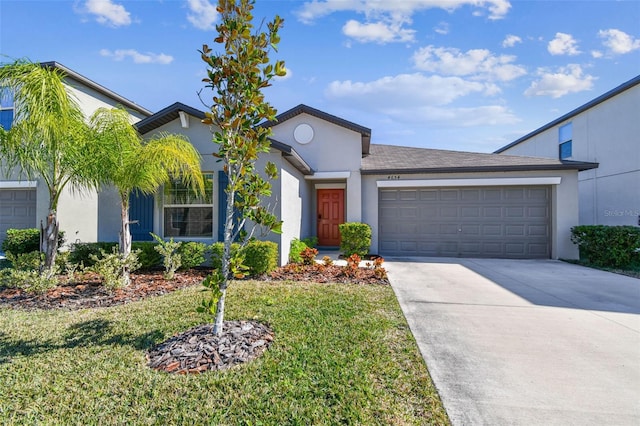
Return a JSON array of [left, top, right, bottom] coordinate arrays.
[[89, 106, 204, 286], [0, 60, 100, 276], [199, 0, 285, 335]]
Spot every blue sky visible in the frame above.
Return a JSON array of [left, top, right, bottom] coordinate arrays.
[[1, 0, 639, 153]]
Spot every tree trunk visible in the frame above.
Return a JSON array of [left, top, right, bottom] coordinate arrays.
[[212, 184, 236, 336], [212, 289, 226, 335], [41, 209, 59, 278], [119, 196, 132, 286]]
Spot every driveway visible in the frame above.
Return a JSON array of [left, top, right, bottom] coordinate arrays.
[[385, 258, 640, 426]]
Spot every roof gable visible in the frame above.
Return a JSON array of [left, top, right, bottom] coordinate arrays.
[[40, 61, 152, 117], [261, 104, 372, 155]]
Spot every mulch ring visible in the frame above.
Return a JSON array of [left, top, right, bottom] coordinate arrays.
[[147, 320, 274, 374]]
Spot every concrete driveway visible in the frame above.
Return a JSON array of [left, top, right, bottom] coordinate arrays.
[[385, 258, 640, 426]]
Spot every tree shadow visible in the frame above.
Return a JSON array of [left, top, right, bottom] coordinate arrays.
[[0, 319, 165, 365]]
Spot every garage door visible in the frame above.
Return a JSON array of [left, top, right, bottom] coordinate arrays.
[[0, 189, 37, 247], [379, 186, 550, 258]]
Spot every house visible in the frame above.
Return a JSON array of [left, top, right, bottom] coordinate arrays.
[[0, 62, 151, 247], [495, 75, 640, 227], [1, 62, 599, 262]]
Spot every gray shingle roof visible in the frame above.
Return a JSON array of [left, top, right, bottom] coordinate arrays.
[[361, 144, 598, 174]]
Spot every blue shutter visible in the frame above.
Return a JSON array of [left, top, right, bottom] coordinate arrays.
[[129, 191, 154, 241]]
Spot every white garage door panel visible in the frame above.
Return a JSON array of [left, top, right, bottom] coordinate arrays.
[[0, 189, 37, 246], [379, 186, 550, 259]]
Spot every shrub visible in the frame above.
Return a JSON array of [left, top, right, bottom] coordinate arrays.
[[132, 242, 162, 270], [6, 251, 42, 271], [339, 222, 371, 257], [301, 236, 318, 248], [571, 225, 640, 268], [300, 247, 318, 265], [343, 253, 362, 278], [152, 234, 182, 280], [69, 242, 118, 267], [210, 242, 241, 272], [289, 238, 308, 264], [1, 228, 65, 256], [0, 268, 59, 294], [177, 241, 207, 270], [89, 247, 140, 291], [241, 240, 278, 275]]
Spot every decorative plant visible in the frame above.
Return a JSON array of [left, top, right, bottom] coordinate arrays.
[[89, 247, 140, 291], [198, 0, 286, 336], [300, 247, 318, 265], [339, 222, 372, 257], [151, 233, 182, 280]]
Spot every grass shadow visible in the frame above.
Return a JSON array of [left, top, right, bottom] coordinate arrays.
[[0, 319, 164, 365]]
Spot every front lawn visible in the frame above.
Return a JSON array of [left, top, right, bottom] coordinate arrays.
[[0, 280, 449, 425]]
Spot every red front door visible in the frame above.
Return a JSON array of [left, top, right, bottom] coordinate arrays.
[[317, 189, 344, 246]]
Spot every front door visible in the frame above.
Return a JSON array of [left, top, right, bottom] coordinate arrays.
[[317, 189, 344, 246]]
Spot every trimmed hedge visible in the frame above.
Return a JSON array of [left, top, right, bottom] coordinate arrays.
[[68, 242, 118, 267], [339, 222, 372, 257], [571, 225, 640, 268], [1, 228, 65, 256]]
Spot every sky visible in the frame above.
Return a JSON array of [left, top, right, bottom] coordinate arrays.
[[1, 0, 639, 153]]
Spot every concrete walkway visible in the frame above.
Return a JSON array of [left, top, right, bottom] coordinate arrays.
[[385, 258, 640, 426]]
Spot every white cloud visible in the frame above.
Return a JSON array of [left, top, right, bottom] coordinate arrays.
[[296, 0, 511, 43], [342, 19, 415, 43], [186, 0, 218, 31], [502, 34, 521, 48], [598, 29, 640, 55], [412, 45, 527, 82], [591, 50, 603, 59], [100, 49, 174, 64], [400, 105, 520, 126], [83, 0, 131, 27], [525, 64, 595, 98], [547, 32, 581, 56], [325, 73, 493, 108], [434, 22, 449, 35]]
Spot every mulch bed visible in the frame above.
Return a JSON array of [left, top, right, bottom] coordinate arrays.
[[0, 262, 389, 373]]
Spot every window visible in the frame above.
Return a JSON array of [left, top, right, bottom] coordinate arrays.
[[558, 122, 572, 159], [163, 173, 214, 238], [0, 96, 14, 130]]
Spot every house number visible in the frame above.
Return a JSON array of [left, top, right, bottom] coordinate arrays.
[[387, 175, 400, 180]]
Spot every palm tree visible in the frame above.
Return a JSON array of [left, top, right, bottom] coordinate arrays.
[[89, 106, 204, 285], [0, 59, 102, 276]]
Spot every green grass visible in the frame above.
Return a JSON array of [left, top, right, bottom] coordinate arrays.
[[0, 281, 449, 425]]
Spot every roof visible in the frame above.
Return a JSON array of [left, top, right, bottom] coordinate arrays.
[[361, 144, 599, 175], [495, 74, 640, 153], [260, 104, 372, 155], [135, 102, 204, 134], [40, 61, 153, 117], [135, 102, 313, 175]]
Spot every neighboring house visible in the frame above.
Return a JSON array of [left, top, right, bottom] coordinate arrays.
[[0, 61, 152, 247], [496, 74, 640, 227], [1, 63, 599, 262]]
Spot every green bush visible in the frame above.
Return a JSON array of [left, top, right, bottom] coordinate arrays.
[[69, 242, 118, 267], [301, 236, 318, 248], [6, 251, 42, 271], [177, 241, 207, 270], [210, 242, 241, 272], [571, 225, 640, 268], [151, 234, 182, 280], [132, 242, 162, 270], [339, 222, 372, 257], [1, 228, 65, 256], [89, 247, 140, 291], [0, 268, 59, 294], [241, 240, 278, 275], [289, 238, 308, 264]]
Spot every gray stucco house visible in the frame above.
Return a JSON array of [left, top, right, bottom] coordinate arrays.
[[496, 74, 640, 227], [0, 62, 599, 263]]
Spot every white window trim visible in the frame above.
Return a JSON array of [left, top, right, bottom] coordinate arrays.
[[162, 172, 215, 239], [0, 181, 37, 189], [377, 177, 562, 188]]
